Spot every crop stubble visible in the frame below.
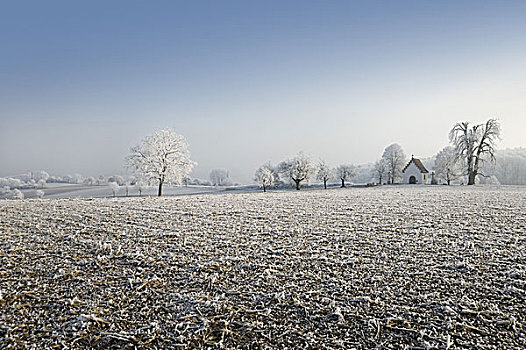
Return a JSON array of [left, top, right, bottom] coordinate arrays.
[[0, 186, 525, 349]]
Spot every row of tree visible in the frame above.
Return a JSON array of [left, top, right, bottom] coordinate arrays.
[[122, 119, 502, 196], [254, 152, 357, 191], [253, 118, 502, 191], [0, 171, 143, 191]]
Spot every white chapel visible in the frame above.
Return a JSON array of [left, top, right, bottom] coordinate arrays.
[[402, 156, 429, 184]]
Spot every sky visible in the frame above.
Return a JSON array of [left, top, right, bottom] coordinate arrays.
[[1, 0, 526, 183]]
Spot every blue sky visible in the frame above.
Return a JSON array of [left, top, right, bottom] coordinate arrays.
[[1, 1, 526, 182]]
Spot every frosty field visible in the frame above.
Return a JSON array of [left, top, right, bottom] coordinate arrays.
[[1, 186, 525, 349]]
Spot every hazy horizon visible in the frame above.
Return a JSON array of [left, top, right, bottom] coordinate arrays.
[[2, 1, 526, 183]]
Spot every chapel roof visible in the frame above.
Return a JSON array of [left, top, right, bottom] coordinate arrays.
[[403, 156, 429, 173]]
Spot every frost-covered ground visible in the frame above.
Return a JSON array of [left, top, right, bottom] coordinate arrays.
[[1, 186, 525, 349]]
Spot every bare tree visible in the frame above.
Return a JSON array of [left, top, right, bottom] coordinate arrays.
[[449, 119, 500, 185], [434, 146, 462, 185], [382, 143, 406, 184], [254, 163, 275, 192], [335, 164, 356, 188], [126, 129, 196, 196], [316, 160, 331, 189], [278, 152, 314, 190], [373, 159, 387, 185]]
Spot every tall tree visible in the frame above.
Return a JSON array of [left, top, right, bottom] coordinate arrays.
[[434, 146, 462, 185], [126, 128, 196, 196], [381, 143, 406, 184], [278, 152, 314, 190], [316, 160, 332, 189], [335, 164, 356, 187], [449, 119, 500, 185]]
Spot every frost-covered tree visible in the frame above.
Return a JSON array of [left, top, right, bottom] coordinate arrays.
[[35, 190, 45, 199], [136, 180, 146, 197], [84, 176, 97, 186], [209, 169, 232, 186], [62, 174, 73, 183], [382, 144, 406, 184], [35, 170, 50, 182], [4, 178, 23, 189], [449, 119, 500, 185], [316, 160, 332, 189], [126, 128, 196, 196], [1, 186, 10, 196], [97, 175, 107, 185], [488, 148, 526, 185], [278, 152, 314, 190], [108, 175, 125, 186], [19, 171, 33, 182], [434, 146, 462, 185], [335, 164, 356, 188], [72, 174, 84, 184], [10, 189, 24, 200], [125, 181, 131, 197], [373, 159, 387, 185], [109, 182, 119, 197], [254, 164, 275, 192]]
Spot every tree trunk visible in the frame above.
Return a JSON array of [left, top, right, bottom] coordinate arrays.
[[263, 184, 266, 192], [468, 172, 476, 185], [447, 179, 451, 186], [468, 157, 480, 185], [323, 180, 327, 189], [158, 180, 164, 196], [341, 179, 345, 188], [295, 180, 301, 190]]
